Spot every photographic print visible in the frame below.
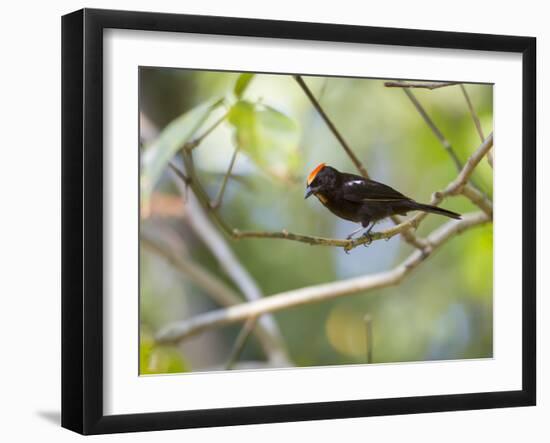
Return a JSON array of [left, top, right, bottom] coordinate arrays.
[[139, 68, 494, 375]]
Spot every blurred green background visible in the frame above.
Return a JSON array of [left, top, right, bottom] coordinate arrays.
[[139, 68, 493, 375]]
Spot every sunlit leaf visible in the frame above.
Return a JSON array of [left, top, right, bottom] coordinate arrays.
[[234, 73, 255, 98], [227, 100, 300, 179], [139, 333, 154, 374], [141, 99, 223, 214], [140, 331, 189, 375]]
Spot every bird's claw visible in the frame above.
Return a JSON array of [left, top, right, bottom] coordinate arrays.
[[361, 232, 373, 246]]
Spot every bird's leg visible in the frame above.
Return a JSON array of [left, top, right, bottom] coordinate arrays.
[[361, 221, 376, 246], [346, 225, 365, 240]]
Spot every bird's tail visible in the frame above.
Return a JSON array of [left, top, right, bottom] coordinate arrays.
[[413, 202, 461, 220]]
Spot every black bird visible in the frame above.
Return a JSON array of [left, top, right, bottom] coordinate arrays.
[[304, 163, 461, 240]]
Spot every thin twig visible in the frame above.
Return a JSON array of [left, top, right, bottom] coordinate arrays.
[[405, 133, 494, 224], [460, 84, 493, 168], [141, 234, 242, 307], [241, 133, 493, 250], [399, 84, 490, 197], [446, 133, 493, 196], [142, 234, 286, 362], [157, 110, 291, 364], [460, 84, 485, 142], [171, 132, 492, 252], [390, 214, 427, 249], [294, 75, 370, 179], [364, 314, 373, 364], [384, 81, 460, 90], [401, 87, 464, 173], [169, 165, 291, 365], [318, 78, 329, 102], [225, 316, 258, 370], [184, 112, 228, 151], [461, 183, 493, 217], [180, 150, 236, 237], [211, 145, 239, 209], [294, 75, 425, 249], [156, 211, 490, 343], [168, 162, 190, 183]]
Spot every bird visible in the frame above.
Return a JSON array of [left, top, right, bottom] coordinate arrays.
[[304, 163, 461, 241]]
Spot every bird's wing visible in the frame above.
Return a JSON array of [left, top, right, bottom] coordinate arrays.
[[341, 176, 411, 203]]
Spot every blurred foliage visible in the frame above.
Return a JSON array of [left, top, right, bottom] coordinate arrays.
[[233, 73, 255, 98], [139, 67, 493, 374], [140, 328, 189, 374], [141, 99, 222, 213], [228, 99, 300, 180]]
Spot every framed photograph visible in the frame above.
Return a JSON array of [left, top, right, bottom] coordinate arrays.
[[62, 8, 536, 435]]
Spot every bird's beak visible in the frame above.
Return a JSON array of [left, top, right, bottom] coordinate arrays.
[[304, 186, 314, 199]]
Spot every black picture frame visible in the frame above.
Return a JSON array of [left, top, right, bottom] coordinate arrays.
[[61, 8, 536, 435]]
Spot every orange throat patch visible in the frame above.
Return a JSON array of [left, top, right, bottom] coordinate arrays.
[[315, 193, 329, 204]]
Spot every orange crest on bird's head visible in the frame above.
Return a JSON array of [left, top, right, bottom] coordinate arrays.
[[307, 163, 326, 185]]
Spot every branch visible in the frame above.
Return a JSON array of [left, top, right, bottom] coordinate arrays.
[[170, 167, 291, 365], [168, 81, 492, 256], [403, 132, 494, 227], [225, 316, 258, 370], [156, 211, 490, 343], [169, 132, 492, 253], [232, 132, 493, 250], [184, 111, 228, 151], [461, 184, 493, 217], [211, 145, 239, 209], [395, 83, 491, 202], [294, 75, 426, 248], [294, 75, 370, 179], [232, 218, 420, 252], [446, 132, 493, 194], [141, 113, 291, 365], [141, 233, 242, 307], [460, 84, 485, 142], [459, 84, 493, 168], [141, 232, 289, 360], [400, 86, 464, 173], [140, 232, 289, 360], [384, 81, 460, 90]]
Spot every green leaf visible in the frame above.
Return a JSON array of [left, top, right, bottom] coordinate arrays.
[[139, 333, 154, 374], [141, 99, 222, 212], [227, 100, 300, 179], [233, 73, 255, 98], [140, 332, 189, 375]]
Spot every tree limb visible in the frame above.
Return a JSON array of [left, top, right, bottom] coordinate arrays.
[[445, 132, 493, 194], [294, 75, 426, 248], [396, 83, 491, 203], [156, 211, 490, 344], [459, 84, 493, 168], [225, 316, 258, 370], [460, 84, 485, 142], [384, 81, 460, 90], [170, 167, 291, 365], [230, 132, 493, 251], [169, 131, 491, 253], [141, 233, 242, 307], [400, 85, 465, 173], [184, 111, 228, 151], [211, 144, 239, 209], [294, 75, 370, 179], [141, 232, 288, 361]]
